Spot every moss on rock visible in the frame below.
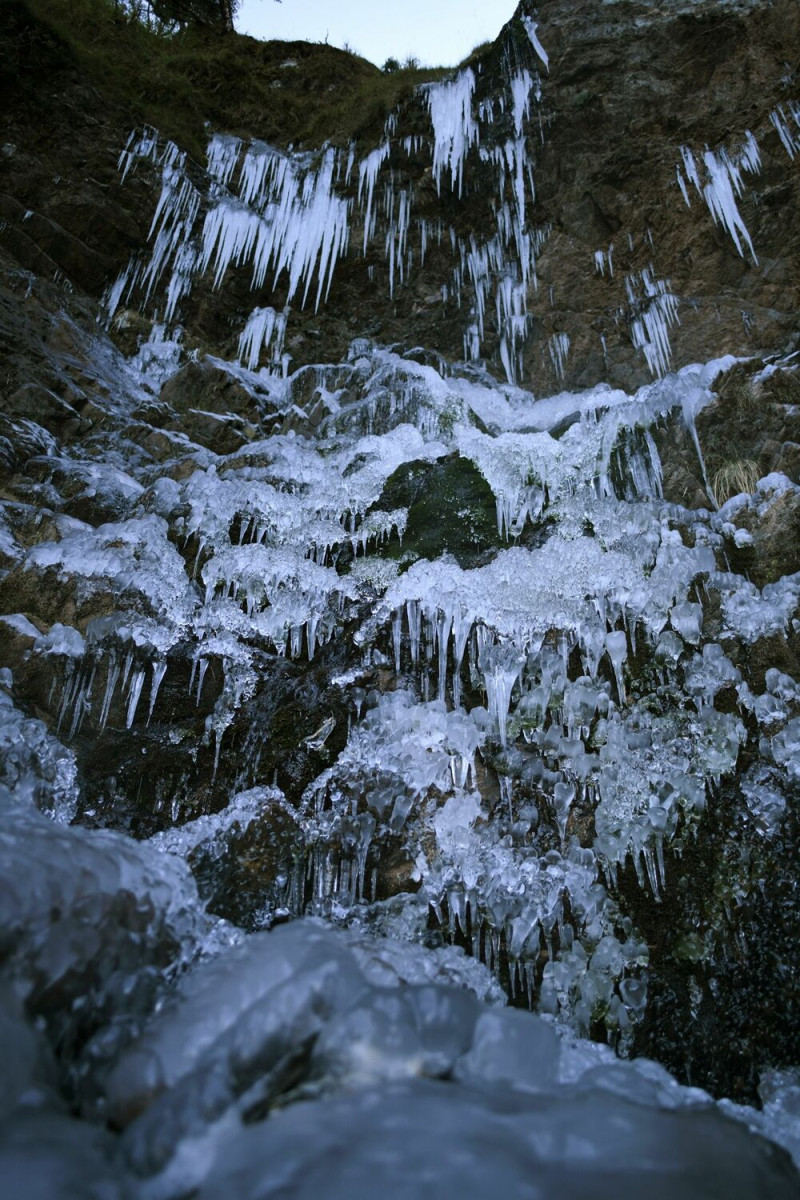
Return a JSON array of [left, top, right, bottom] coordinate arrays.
[[372, 453, 502, 570]]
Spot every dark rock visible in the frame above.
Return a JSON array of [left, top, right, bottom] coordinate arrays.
[[736, 489, 800, 587], [159, 360, 271, 451], [373, 454, 502, 569]]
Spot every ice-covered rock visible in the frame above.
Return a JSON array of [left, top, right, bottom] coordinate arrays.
[[191, 1076, 797, 1200]]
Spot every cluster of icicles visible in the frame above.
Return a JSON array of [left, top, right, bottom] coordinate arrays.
[[108, 17, 800, 406], [31, 329, 800, 1040], [104, 19, 600, 388]]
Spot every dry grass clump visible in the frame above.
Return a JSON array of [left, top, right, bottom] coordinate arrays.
[[710, 458, 761, 507], [723, 378, 760, 417], [459, 40, 494, 68], [762, 366, 800, 406], [712, 362, 762, 418]]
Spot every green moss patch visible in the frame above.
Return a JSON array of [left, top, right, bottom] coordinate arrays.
[[372, 453, 502, 569]]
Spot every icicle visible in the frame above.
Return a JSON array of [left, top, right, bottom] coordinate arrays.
[[509, 71, 533, 137], [605, 630, 628, 705], [406, 599, 421, 666], [425, 70, 478, 196], [481, 641, 525, 748], [237, 306, 288, 372], [355, 813, 376, 899], [643, 844, 661, 900], [68, 668, 94, 740], [522, 16, 549, 71], [437, 609, 451, 702], [553, 780, 575, 844], [448, 885, 467, 934], [307, 613, 320, 661], [472, 919, 482, 962], [452, 609, 471, 711], [121, 652, 133, 693], [548, 332, 570, 381], [771, 103, 800, 159], [678, 141, 758, 263], [701, 147, 757, 263], [358, 143, 390, 253], [148, 660, 168, 724], [196, 658, 209, 705], [126, 666, 146, 730], [654, 831, 667, 889], [99, 654, 120, 732], [57, 665, 78, 734], [628, 269, 680, 378], [500, 775, 513, 823], [207, 133, 242, 188], [392, 610, 403, 674]]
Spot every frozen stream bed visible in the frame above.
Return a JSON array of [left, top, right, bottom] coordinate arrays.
[[2, 325, 800, 1195]]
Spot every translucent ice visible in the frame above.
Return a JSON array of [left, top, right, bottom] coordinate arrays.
[[425, 70, 479, 196]]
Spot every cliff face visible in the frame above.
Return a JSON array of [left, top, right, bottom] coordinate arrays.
[[3, 0, 800, 395], [2, 0, 800, 1181], [504, 0, 800, 389]]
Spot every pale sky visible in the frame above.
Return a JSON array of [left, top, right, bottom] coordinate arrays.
[[235, 1, 517, 68]]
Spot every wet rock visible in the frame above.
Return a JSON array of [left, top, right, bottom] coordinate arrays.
[[373, 454, 501, 569], [635, 778, 800, 1103], [0, 784, 207, 1062], [160, 360, 262, 424], [734, 488, 800, 587], [157, 361, 280, 453], [0, 613, 41, 673], [0, 563, 115, 633]]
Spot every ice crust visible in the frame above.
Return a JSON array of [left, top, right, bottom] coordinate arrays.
[[72, 921, 798, 1199], [12, 345, 799, 1040], [190, 1080, 795, 1200]]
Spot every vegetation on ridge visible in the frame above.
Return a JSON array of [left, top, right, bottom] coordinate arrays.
[[9, 0, 451, 157]]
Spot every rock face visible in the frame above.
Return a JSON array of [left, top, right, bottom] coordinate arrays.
[[96, 0, 800, 397], [2, 0, 800, 1192], [4, 1, 800, 392]]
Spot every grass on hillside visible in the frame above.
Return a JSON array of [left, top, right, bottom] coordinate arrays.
[[19, 0, 452, 156], [710, 458, 761, 507]]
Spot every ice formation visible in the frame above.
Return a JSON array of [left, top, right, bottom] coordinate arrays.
[[111, 45, 787, 401], [11, 335, 783, 1042], [237, 306, 288, 372], [13, 325, 776, 1071], [771, 101, 800, 159], [426, 70, 479, 196], [107, 24, 554, 385], [626, 269, 681, 378], [4, 7, 800, 1197], [522, 15, 550, 71], [677, 134, 760, 262]]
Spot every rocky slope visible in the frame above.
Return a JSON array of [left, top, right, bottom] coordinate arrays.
[[1, 0, 800, 1193]]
